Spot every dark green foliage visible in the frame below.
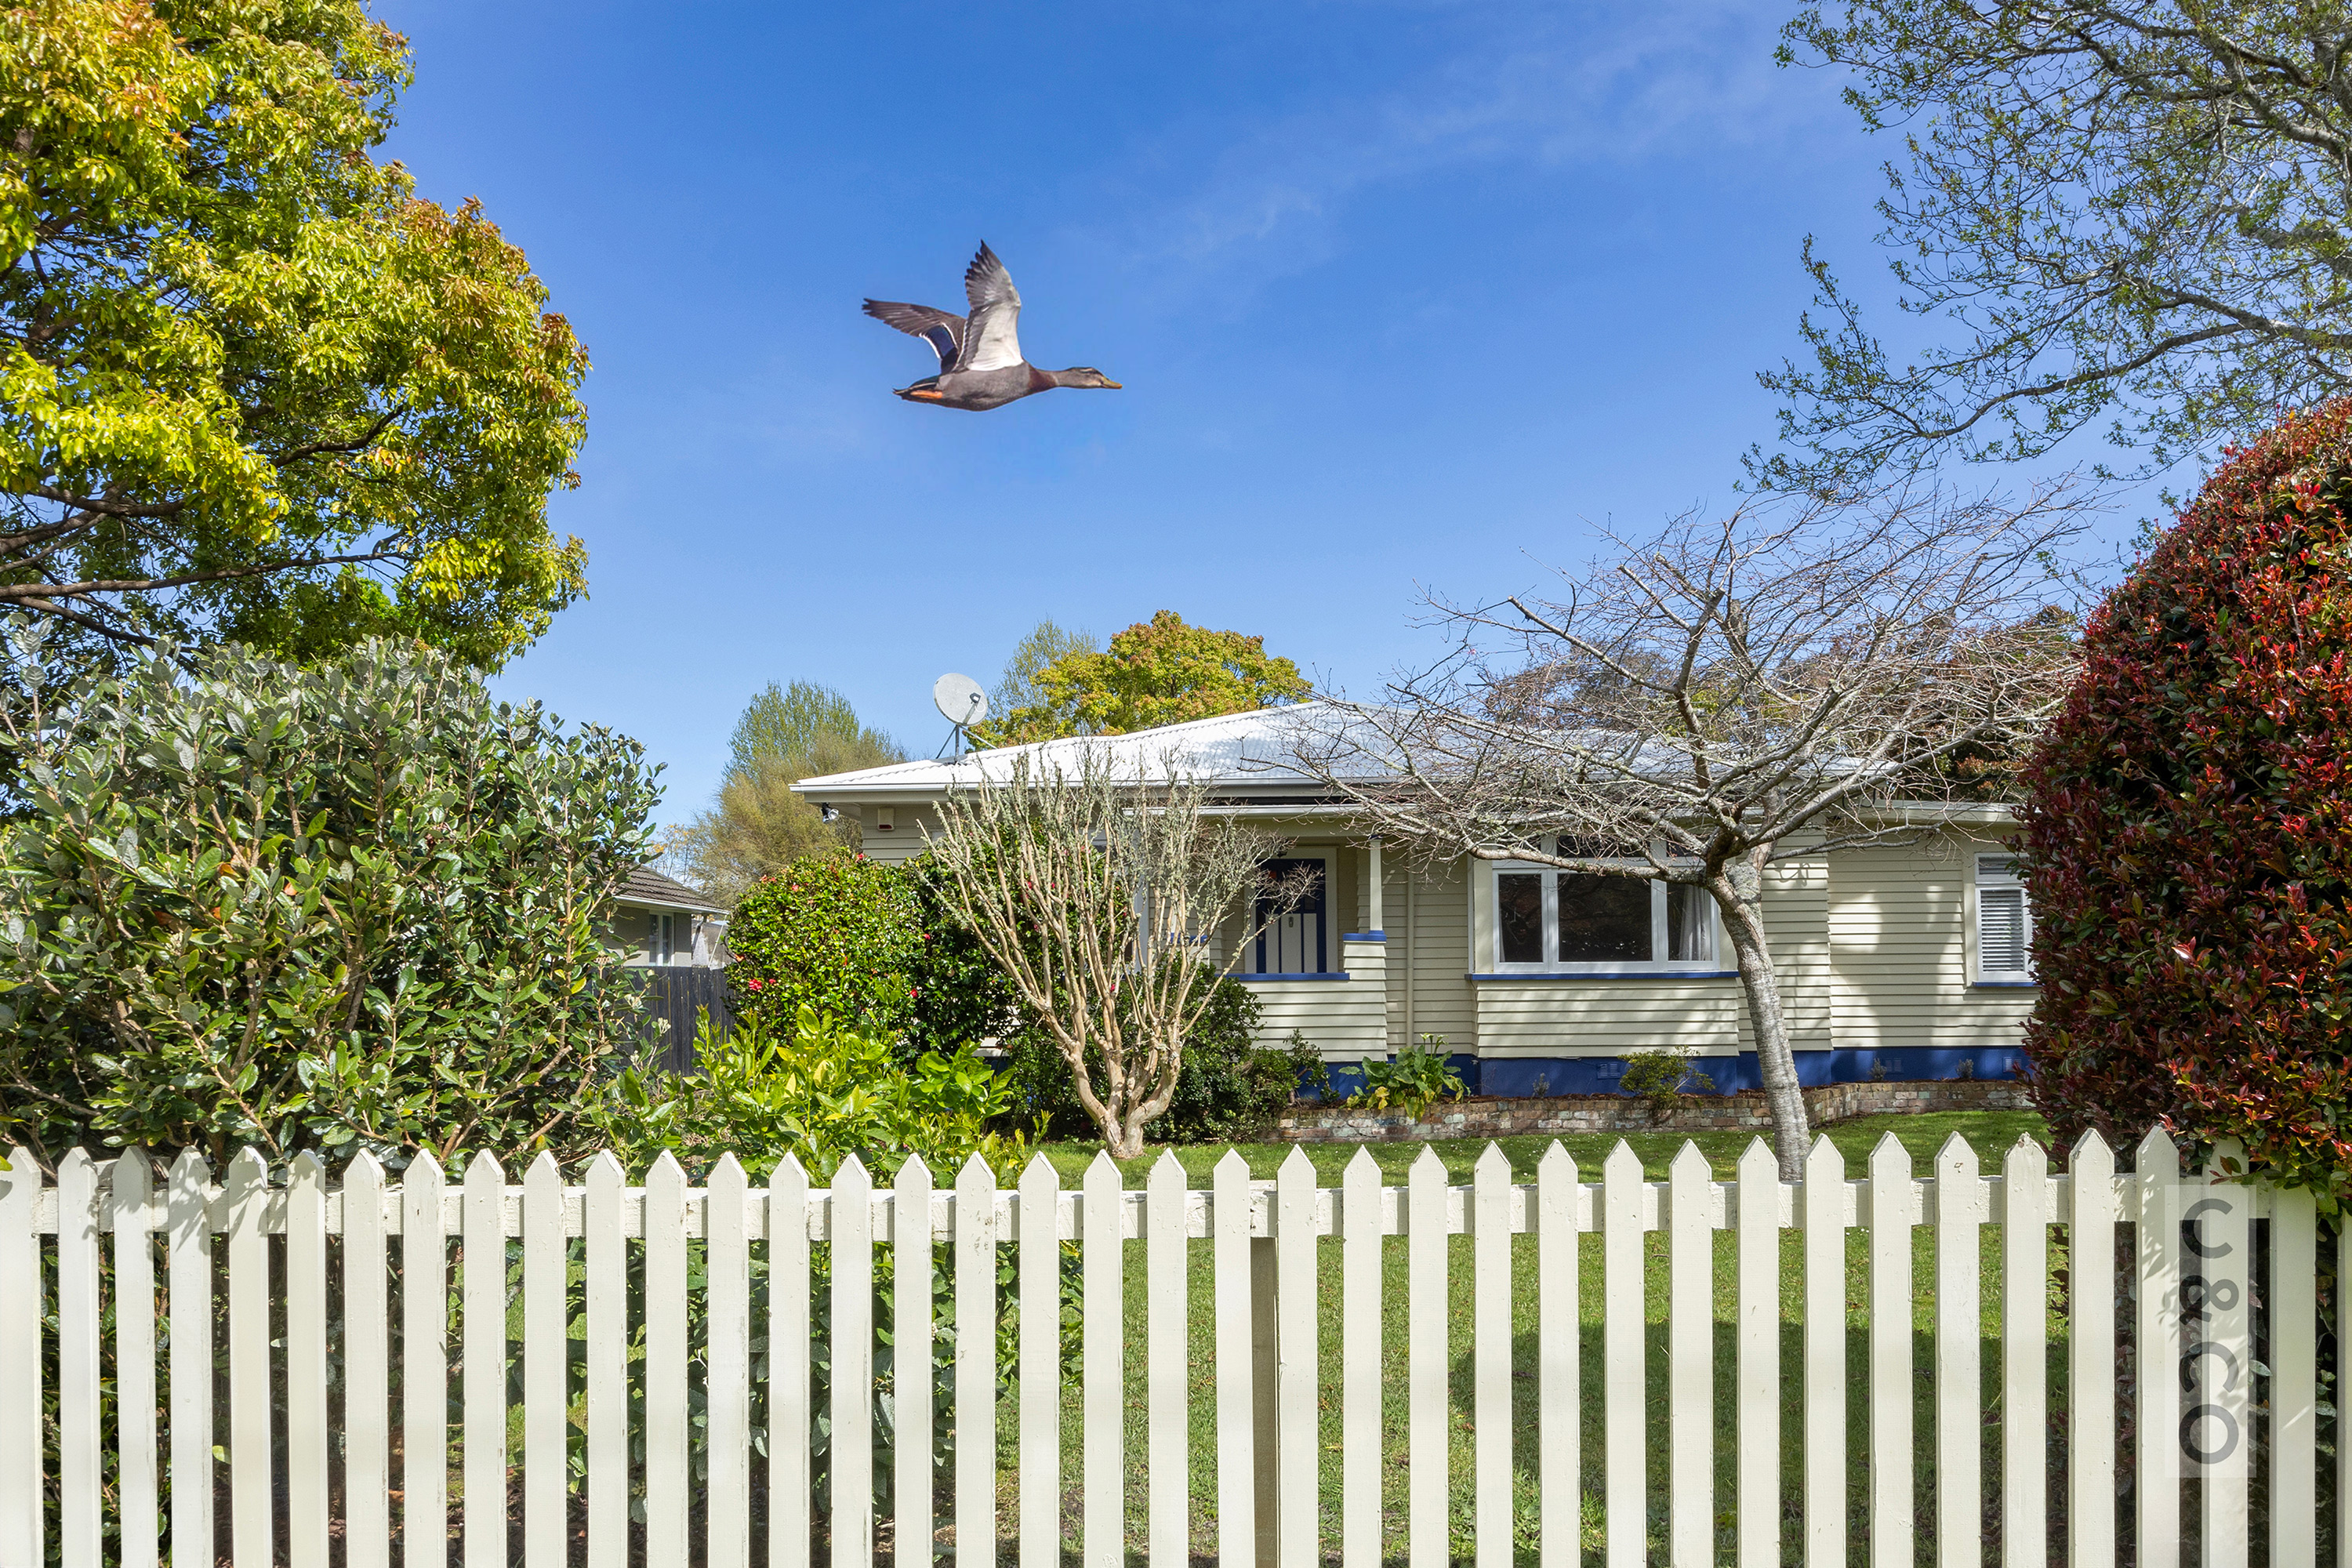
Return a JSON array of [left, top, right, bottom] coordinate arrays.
[[723, 854, 1018, 1056], [1000, 978, 1321, 1143], [0, 634, 660, 1167], [1615, 1046, 1716, 1120]]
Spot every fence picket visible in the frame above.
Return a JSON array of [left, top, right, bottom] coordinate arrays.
[[56, 1149, 100, 1566], [1668, 1141, 1711, 1568], [1215, 1148, 1258, 1568], [1801, 1136, 1845, 1568], [111, 1149, 159, 1568], [2200, 1145, 2250, 1568], [166, 1149, 215, 1568], [2136, 1128, 2181, 1568], [1734, 1139, 1778, 1568], [287, 1151, 330, 1568], [1408, 1144, 1450, 1568], [2067, 1132, 2117, 1568], [0, 1145, 36, 1568], [344, 1152, 391, 1568], [584, 1152, 628, 1568], [1342, 1147, 1384, 1568], [1279, 1145, 1320, 1568], [524, 1151, 571, 1568], [1472, 1145, 1510, 1568], [2001, 1137, 2049, 1568], [403, 1150, 450, 1563], [708, 1153, 752, 1568], [895, 1153, 936, 1568], [223, 1146, 272, 1568], [771, 1155, 815, 1568], [464, 1151, 510, 1568], [1602, 1140, 1645, 1568], [1535, 1142, 1578, 1568], [1018, 1153, 1060, 1568], [2271, 1184, 2318, 1568], [1084, 1152, 1125, 1568], [646, 1151, 692, 1568], [833, 1153, 878, 1568], [1933, 1134, 1983, 1568], [953, 1153, 996, 1568], [1866, 1134, 1913, 1568], [1147, 1152, 1189, 1568]]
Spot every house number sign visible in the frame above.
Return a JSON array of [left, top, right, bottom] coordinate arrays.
[[2169, 1180, 2251, 1479]]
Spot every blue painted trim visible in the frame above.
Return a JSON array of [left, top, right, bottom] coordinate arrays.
[[1973, 980, 2039, 989], [1234, 971, 1350, 982], [1343, 931, 1387, 942], [1467, 970, 1740, 982]]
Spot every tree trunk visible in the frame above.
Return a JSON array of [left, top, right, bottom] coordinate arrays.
[[1708, 861, 1812, 1181]]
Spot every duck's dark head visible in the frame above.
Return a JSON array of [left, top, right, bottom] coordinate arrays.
[[1050, 367, 1122, 389]]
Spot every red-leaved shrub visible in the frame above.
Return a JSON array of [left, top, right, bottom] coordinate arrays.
[[2022, 401, 2352, 1195]]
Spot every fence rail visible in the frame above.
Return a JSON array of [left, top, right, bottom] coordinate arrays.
[[0, 1129, 2338, 1568]]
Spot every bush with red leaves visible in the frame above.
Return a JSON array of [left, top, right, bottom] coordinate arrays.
[[2022, 401, 2352, 1197]]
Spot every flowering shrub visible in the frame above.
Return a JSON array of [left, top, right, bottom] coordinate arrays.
[[2020, 400, 2352, 1198]]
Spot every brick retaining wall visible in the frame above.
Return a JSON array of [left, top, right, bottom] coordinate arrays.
[[1274, 1076, 2032, 1142]]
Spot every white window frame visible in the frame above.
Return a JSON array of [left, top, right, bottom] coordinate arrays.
[[1488, 840, 1722, 975], [1973, 855, 2034, 984]]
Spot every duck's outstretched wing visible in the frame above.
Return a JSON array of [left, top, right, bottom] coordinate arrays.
[[956, 242, 1025, 372], [862, 299, 965, 372]]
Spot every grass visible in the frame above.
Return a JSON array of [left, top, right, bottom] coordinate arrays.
[[1030, 1107, 2056, 1186]]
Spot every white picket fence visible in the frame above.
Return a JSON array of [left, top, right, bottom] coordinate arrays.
[[0, 1128, 2337, 1568]]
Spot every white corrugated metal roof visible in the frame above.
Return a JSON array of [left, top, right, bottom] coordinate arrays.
[[794, 702, 1377, 800]]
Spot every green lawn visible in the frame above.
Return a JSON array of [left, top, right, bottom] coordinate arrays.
[[966, 1109, 2068, 1567], [1031, 1107, 2055, 1185]]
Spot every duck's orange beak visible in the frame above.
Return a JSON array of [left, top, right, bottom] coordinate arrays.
[[1101, 379, 1123, 389]]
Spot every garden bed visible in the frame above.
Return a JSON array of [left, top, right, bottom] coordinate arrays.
[[1275, 1076, 2031, 1142]]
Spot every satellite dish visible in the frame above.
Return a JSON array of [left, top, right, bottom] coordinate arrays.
[[933, 673, 988, 728]]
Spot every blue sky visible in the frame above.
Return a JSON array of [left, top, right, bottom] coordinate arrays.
[[375, 0, 2006, 825]]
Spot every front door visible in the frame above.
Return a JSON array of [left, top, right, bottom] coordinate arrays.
[[1254, 858, 1328, 975]]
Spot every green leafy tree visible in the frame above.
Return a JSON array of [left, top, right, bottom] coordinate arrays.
[[0, 632, 660, 1167], [1760, 2, 2352, 492], [989, 619, 1098, 718], [969, 610, 1309, 747], [661, 681, 904, 904], [0, 0, 589, 667]]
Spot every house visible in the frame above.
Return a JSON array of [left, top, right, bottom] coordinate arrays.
[[796, 706, 2038, 1092], [610, 866, 730, 969]]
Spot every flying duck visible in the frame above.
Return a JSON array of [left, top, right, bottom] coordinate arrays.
[[862, 244, 1121, 412]]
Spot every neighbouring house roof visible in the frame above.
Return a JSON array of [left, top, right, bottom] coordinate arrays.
[[619, 866, 728, 915]]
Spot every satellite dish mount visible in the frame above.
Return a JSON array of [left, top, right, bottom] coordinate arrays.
[[932, 673, 989, 760]]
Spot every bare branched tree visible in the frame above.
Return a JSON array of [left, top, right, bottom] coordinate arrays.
[[922, 749, 1292, 1158], [1293, 487, 2086, 1178]]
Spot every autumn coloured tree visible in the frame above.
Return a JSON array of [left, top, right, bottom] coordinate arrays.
[[0, 0, 589, 666], [2022, 401, 2352, 1196], [970, 610, 1309, 746]]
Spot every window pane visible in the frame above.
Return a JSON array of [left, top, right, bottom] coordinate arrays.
[[1667, 883, 1710, 962], [1980, 886, 2028, 975], [1498, 873, 1544, 964], [1559, 875, 1652, 963]]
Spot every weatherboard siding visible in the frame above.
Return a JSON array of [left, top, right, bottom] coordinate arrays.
[[1827, 834, 2036, 1055], [851, 804, 940, 867], [1473, 978, 1745, 1056]]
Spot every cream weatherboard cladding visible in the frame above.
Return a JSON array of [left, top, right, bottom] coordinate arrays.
[[1827, 839, 2037, 1056]]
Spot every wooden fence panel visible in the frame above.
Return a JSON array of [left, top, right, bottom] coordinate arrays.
[[1, 1128, 2335, 1568]]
